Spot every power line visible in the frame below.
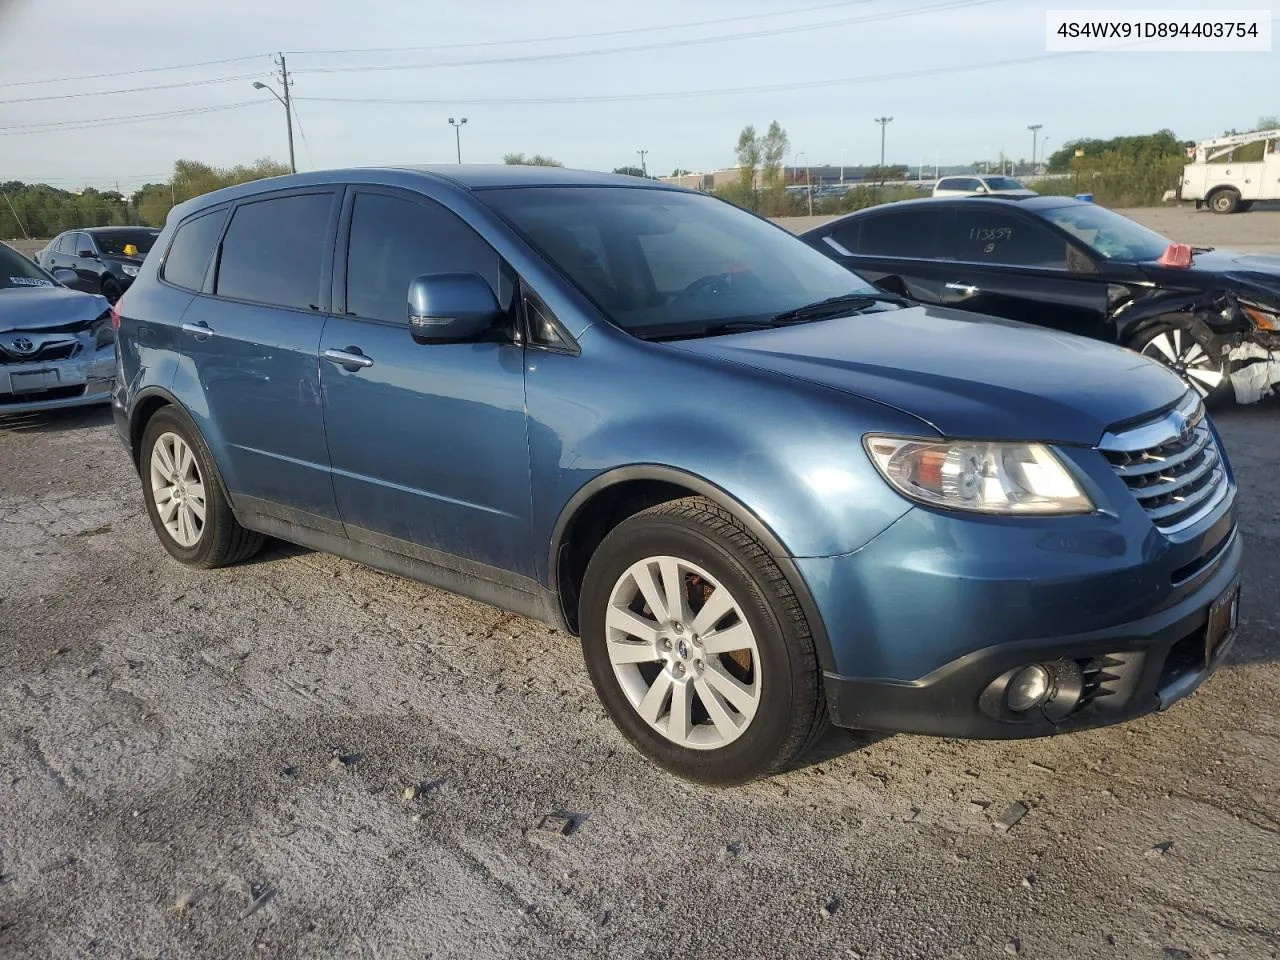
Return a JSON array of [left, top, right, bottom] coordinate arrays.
[[0, 101, 267, 135], [296, 50, 1079, 107], [0, 54, 271, 91], [0, 72, 268, 106], [292, 0, 1002, 77], [285, 0, 885, 57]]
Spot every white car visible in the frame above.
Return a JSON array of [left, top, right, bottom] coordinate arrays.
[[933, 175, 1037, 198]]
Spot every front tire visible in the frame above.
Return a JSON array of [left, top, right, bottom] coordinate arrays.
[[1132, 318, 1232, 405], [140, 407, 264, 568], [580, 497, 827, 785], [101, 277, 122, 303]]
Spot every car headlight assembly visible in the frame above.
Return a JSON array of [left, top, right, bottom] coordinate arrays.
[[121, 264, 140, 278], [91, 310, 115, 348], [864, 436, 1093, 515]]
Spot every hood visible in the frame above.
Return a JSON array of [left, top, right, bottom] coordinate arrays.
[[0, 285, 110, 332], [1140, 248, 1280, 298], [990, 188, 1039, 197], [103, 254, 146, 267], [668, 305, 1186, 445]]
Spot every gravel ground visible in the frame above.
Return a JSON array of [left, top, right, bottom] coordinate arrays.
[[1, 395, 1279, 959]]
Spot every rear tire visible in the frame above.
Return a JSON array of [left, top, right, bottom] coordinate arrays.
[[579, 496, 828, 785], [1208, 188, 1240, 214], [140, 407, 264, 568], [1131, 318, 1233, 406]]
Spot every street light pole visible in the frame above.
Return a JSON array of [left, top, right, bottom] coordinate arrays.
[[448, 117, 468, 164], [1027, 123, 1042, 178], [636, 148, 649, 177], [252, 56, 296, 174], [839, 148, 846, 185], [874, 116, 893, 181]]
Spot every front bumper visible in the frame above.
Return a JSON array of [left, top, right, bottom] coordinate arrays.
[[0, 342, 115, 415], [823, 527, 1241, 737]]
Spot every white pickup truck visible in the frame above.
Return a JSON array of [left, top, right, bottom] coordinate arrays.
[[1171, 129, 1280, 213]]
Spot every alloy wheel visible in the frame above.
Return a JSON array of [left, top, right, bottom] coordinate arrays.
[[1140, 328, 1225, 398], [150, 431, 206, 548], [605, 555, 762, 750]]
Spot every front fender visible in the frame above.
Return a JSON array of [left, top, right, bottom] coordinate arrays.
[[527, 324, 925, 572]]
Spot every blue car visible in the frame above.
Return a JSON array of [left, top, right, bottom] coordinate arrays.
[[113, 167, 1242, 784]]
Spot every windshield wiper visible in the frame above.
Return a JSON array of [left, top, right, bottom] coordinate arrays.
[[638, 319, 780, 342], [773, 291, 911, 323], [1192, 246, 1215, 254]]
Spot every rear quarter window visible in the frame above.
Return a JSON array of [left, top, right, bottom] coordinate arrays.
[[161, 209, 228, 292]]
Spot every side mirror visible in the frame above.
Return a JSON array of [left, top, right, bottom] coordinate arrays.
[[77, 249, 97, 259], [975, 184, 989, 193], [407, 273, 503, 343], [51, 267, 78, 286]]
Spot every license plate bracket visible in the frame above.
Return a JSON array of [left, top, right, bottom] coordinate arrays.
[[8, 369, 58, 393], [1206, 581, 1240, 663]]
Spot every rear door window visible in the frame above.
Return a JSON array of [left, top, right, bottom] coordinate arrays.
[[856, 208, 942, 259], [944, 209, 1068, 269], [215, 192, 334, 310], [162, 209, 228, 291]]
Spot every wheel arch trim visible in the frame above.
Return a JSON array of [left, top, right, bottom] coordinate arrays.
[[547, 464, 838, 672]]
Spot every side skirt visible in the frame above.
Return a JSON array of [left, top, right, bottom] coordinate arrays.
[[237, 507, 561, 629]]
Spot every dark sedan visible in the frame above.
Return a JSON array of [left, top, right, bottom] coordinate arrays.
[[0, 240, 114, 413], [36, 226, 160, 303], [802, 197, 1280, 403]]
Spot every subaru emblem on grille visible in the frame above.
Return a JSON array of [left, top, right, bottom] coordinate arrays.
[[11, 336, 35, 353]]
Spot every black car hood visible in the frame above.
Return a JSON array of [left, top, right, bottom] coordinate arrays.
[[669, 305, 1186, 445], [1139, 248, 1280, 300], [104, 255, 145, 267], [0, 285, 110, 331]]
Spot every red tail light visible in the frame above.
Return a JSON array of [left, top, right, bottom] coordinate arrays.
[[110, 300, 122, 331]]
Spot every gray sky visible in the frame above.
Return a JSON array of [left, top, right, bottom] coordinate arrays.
[[0, 0, 1275, 191]]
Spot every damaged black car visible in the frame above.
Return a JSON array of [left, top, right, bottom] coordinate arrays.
[[803, 195, 1280, 404]]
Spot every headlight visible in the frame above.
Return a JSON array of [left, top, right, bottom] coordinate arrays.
[[120, 264, 140, 278], [91, 310, 115, 348], [864, 436, 1093, 515], [1241, 302, 1279, 331]]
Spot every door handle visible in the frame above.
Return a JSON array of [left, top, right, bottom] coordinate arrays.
[[944, 282, 980, 297], [322, 347, 374, 370], [181, 321, 214, 339]]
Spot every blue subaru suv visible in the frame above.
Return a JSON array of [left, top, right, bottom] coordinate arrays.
[[113, 166, 1241, 784]]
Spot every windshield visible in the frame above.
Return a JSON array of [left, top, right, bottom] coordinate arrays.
[[1040, 203, 1172, 261], [481, 186, 878, 337], [94, 229, 159, 257], [0, 242, 58, 292], [984, 177, 1025, 190]]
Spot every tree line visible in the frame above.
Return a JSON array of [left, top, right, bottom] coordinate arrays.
[[2, 158, 290, 239]]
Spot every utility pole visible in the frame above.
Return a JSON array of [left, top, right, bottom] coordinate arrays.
[[1027, 124, 1042, 178], [874, 117, 893, 184], [252, 55, 296, 174], [2, 190, 29, 239], [637, 148, 648, 177], [279, 55, 296, 174], [448, 117, 468, 164]]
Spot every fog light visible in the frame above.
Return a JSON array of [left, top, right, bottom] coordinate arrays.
[[1007, 664, 1052, 712]]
